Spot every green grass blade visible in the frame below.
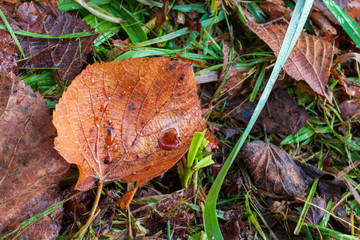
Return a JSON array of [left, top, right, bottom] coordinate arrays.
[[0, 25, 95, 38], [203, 0, 315, 238], [105, 1, 147, 44], [322, 0, 360, 48], [294, 179, 319, 234], [59, 0, 111, 12], [74, 0, 124, 23]]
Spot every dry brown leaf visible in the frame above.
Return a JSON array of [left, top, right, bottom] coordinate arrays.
[[0, 71, 69, 239], [0, 29, 18, 74], [242, 140, 344, 198], [53, 57, 205, 191], [339, 100, 360, 134], [248, 22, 334, 104], [1, 1, 97, 80]]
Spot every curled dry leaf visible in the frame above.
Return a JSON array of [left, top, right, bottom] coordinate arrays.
[[53, 57, 205, 191], [229, 88, 306, 135], [247, 22, 334, 104], [0, 71, 69, 239], [242, 140, 343, 198]]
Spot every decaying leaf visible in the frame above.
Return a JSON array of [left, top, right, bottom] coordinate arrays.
[[0, 71, 69, 239], [242, 140, 343, 198], [53, 57, 205, 191], [229, 88, 306, 135], [0, 29, 17, 74], [307, 195, 326, 225], [259, 1, 292, 21], [247, 22, 334, 103], [339, 99, 360, 131], [2, 1, 97, 80]]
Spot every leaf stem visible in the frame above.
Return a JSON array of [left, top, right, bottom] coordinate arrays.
[[72, 182, 104, 239]]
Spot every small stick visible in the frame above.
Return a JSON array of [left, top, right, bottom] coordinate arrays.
[[72, 182, 104, 239]]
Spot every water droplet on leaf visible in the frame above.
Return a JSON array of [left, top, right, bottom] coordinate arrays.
[[158, 128, 180, 150]]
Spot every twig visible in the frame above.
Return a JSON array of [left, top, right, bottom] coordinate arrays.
[[72, 182, 104, 239]]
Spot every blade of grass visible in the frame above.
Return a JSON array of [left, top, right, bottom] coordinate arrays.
[[0, 25, 95, 38], [74, 0, 125, 23], [250, 64, 266, 102], [105, 2, 147, 44], [294, 179, 319, 234], [203, 0, 315, 239], [322, 0, 360, 48], [304, 223, 360, 240], [59, 0, 111, 12]]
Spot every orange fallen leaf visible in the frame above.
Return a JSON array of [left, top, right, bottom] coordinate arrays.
[[248, 22, 334, 104], [53, 57, 206, 191]]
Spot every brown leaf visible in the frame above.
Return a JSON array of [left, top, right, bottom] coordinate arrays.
[[185, 11, 202, 32], [14, 1, 97, 80], [247, 22, 334, 103], [229, 88, 307, 135], [0, 71, 69, 239], [307, 195, 326, 224], [53, 57, 205, 191], [154, 0, 169, 32], [259, 1, 292, 21], [339, 99, 360, 131], [0, 29, 18, 74], [242, 140, 343, 198]]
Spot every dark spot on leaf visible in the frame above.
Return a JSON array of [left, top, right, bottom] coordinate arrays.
[[128, 104, 135, 110], [167, 63, 177, 71]]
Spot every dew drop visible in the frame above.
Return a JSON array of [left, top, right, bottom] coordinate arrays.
[[113, 145, 119, 152], [100, 101, 109, 112], [105, 126, 116, 145], [104, 153, 112, 164], [158, 128, 181, 150]]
